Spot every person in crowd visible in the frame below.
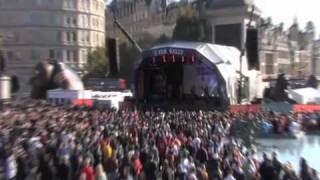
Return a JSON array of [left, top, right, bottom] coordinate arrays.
[[300, 158, 313, 180], [95, 164, 107, 180], [224, 168, 236, 180], [272, 151, 283, 179], [282, 162, 299, 180], [80, 157, 95, 180], [259, 153, 277, 180]]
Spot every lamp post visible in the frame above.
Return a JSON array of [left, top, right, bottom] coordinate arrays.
[[0, 34, 15, 103]]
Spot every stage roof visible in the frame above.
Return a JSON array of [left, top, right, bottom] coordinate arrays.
[[143, 41, 247, 72]]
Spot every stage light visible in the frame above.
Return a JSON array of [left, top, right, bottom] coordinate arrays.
[[192, 54, 195, 64], [152, 56, 156, 64], [172, 55, 176, 63], [162, 55, 166, 63]]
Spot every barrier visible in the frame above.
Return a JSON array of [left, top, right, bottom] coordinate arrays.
[[293, 105, 320, 112], [231, 103, 320, 113], [73, 99, 94, 107]]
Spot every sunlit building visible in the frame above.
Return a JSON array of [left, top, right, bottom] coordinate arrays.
[[0, 0, 105, 94]]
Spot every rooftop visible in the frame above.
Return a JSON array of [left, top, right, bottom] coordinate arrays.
[[206, 0, 254, 9]]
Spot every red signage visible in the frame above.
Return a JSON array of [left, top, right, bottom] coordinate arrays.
[[230, 105, 261, 113], [293, 105, 320, 112]]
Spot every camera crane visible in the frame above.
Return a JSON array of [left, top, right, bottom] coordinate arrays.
[[110, 10, 143, 53]]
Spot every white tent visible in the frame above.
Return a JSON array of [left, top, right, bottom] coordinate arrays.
[[138, 42, 264, 105], [288, 87, 320, 104]]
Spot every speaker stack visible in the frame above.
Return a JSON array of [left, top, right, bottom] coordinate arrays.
[[246, 28, 259, 70], [107, 38, 120, 77]]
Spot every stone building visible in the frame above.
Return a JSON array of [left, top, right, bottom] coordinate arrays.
[[259, 20, 316, 80], [0, 0, 105, 94]]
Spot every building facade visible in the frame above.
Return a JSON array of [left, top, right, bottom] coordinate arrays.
[[259, 22, 316, 80], [0, 0, 105, 94]]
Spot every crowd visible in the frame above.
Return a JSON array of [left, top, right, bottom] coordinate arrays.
[[254, 112, 320, 135], [0, 102, 319, 180]]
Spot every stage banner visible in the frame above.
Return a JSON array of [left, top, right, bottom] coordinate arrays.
[[230, 105, 261, 113], [293, 105, 320, 112]]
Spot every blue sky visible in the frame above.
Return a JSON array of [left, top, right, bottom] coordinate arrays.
[[255, 0, 320, 36]]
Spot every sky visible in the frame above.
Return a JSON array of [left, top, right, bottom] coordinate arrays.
[[255, 0, 320, 36]]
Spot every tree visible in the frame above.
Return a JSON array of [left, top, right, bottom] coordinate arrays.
[[172, 6, 211, 42], [85, 48, 109, 77], [138, 33, 157, 49], [305, 21, 315, 37], [156, 34, 171, 44]]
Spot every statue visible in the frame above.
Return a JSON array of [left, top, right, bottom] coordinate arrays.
[[273, 73, 288, 101], [30, 60, 84, 99], [263, 74, 290, 102], [305, 75, 318, 89]]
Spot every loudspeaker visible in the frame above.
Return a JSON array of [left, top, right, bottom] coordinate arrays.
[[108, 38, 119, 77], [246, 28, 259, 70]]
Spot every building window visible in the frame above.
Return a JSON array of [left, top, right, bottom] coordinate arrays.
[[57, 31, 62, 41], [67, 51, 71, 61], [66, 32, 71, 41], [66, 17, 71, 25], [86, 32, 90, 42], [72, 18, 77, 26], [49, 49, 55, 59], [265, 53, 274, 65], [56, 50, 62, 59], [93, 0, 97, 10], [72, 32, 77, 42], [73, 50, 78, 62], [96, 34, 99, 43], [265, 53, 274, 74], [87, 0, 90, 9], [265, 65, 274, 74], [82, 49, 87, 62], [279, 51, 289, 59]]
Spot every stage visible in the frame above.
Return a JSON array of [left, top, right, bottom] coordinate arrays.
[[133, 42, 262, 109]]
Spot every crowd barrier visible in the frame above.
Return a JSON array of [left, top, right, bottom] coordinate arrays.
[[293, 105, 320, 112], [230, 103, 320, 113]]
